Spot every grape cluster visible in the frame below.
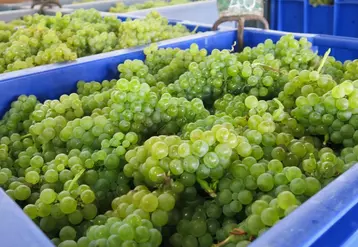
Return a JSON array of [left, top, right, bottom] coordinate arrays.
[[150, 44, 208, 85], [144, 44, 181, 75], [0, 34, 357, 247], [291, 80, 358, 146], [167, 46, 285, 103], [343, 59, 358, 81], [0, 9, 192, 74], [278, 69, 337, 110], [117, 12, 192, 49], [75, 213, 162, 247], [77, 79, 117, 97], [109, 0, 190, 13], [0, 95, 38, 136]]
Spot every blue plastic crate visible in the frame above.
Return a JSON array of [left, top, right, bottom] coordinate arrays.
[[270, 0, 277, 30], [334, 0, 358, 38], [1, 28, 358, 246], [274, 0, 334, 35], [0, 5, 22, 11], [314, 34, 358, 62], [277, 0, 304, 32], [62, 0, 148, 11], [103, 0, 236, 28], [63, 0, 270, 28], [0, 189, 54, 247], [304, 0, 334, 35], [273, 0, 358, 38], [0, 9, 37, 22]]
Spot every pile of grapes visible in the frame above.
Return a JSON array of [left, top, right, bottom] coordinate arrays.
[[0, 34, 357, 247], [0, 9, 192, 74], [109, 0, 190, 13]]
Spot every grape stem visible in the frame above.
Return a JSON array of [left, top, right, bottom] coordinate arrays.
[[197, 178, 217, 197], [164, 174, 172, 187], [230, 228, 247, 235], [252, 63, 280, 73], [309, 153, 317, 167], [211, 180, 219, 191], [317, 48, 331, 74], [273, 98, 285, 110], [20, 134, 32, 140], [273, 98, 285, 120], [67, 168, 85, 191], [212, 228, 247, 247], [42, 143, 48, 154], [323, 134, 329, 146], [212, 236, 232, 247], [192, 25, 199, 33], [321, 91, 331, 98]]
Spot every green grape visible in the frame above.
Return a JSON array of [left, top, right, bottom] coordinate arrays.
[[151, 209, 168, 227], [268, 159, 283, 173], [158, 193, 175, 211], [261, 207, 279, 226], [217, 189, 232, 205], [40, 188, 57, 205], [251, 200, 269, 215], [304, 177, 322, 196], [140, 194, 158, 213], [60, 197, 78, 214], [289, 178, 307, 195], [14, 184, 31, 201], [277, 191, 297, 210], [81, 190, 96, 204], [24, 204, 38, 219], [238, 190, 253, 205], [60, 226, 77, 241], [257, 173, 274, 192], [285, 167, 302, 182], [247, 214, 265, 235], [59, 240, 77, 247]]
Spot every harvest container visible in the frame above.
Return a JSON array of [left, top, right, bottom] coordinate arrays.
[[273, 0, 358, 38], [61, 0, 147, 11], [0, 189, 54, 247], [0, 9, 37, 22], [0, 4, 23, 11], [62, 0, 270, 28], [275, 0, 304, 32], [334, 0, 358, 38], [1, 27, 358, 247], [304, 0, 334, 35]]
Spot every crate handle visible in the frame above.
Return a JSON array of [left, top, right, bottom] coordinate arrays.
[[31, 0, 62, 14], [212, 15, 269, 50]]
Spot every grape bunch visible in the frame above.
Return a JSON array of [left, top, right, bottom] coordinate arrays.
[[109, 0, 190, 13], [343, 59, 358, 81], [0, 95, 38, 136], [0, 9, 192, 74], [0, 34, 358, 247], [291, 80, 358, 146], [117, 12, 192, 49]]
